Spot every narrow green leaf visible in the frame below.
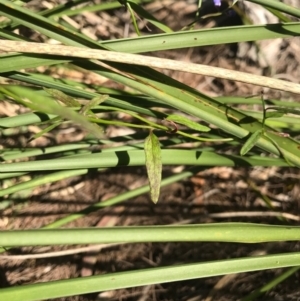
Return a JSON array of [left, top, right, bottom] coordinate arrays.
[[265, 111, 285, 119], [240, 129, 263, 156], [0, 85, 104, 139], [126, 1, 141, 36], [2, 251, 300, 301], [241, 266, 300, 301], [80, 95, 109, 116], [267, 107, 300, 116], [44, 88, 81, 107], [266, 7, 293, 23], [264, 132, 294, 166], [102, 22, 300, 53], [0, 150, 289, 174], [144, 131, 162, 203], [2, 223, 300, 246], [30, 122, 61, 141], [249, 0, 300, 18], [166, 114, 210, 132], [128, 0, 173, 33]]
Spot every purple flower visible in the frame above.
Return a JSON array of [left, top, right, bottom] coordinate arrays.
[[214, 0, 221, 6]]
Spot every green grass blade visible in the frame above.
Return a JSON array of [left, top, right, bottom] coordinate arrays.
[[0, 150, 290, 173], [42, 168, 200, 229], [166, 114, 210, 132], [217, 97, 300, 107], [44, 88, 81, 107], [0, 0, 102, 48], [267, 107, 300, 116], [0, 75, 162, 118], [0, 54, 70, 72], [0, 170, 89, 197], [1, 23, 300, 58], [75, 61, 300, 165], [100, 23, 300, 53], [0, 85, 104, 139], [0, 0, 87, 29], [128, 0, 173, 33], [53, 0, 152, 17], [0, 172, 27, 180], [240, 130, 263, 156], [3, 58, 300, 166], [1, 223, 300, 246], [30, 122, 61, 141], [1, 252, 300, 301], [0, 144, 94, 161], [126, 1, 141, 35], [241, 266, 300, 301], [248, 0, 300, 18]]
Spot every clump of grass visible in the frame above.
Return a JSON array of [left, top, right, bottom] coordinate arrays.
[[0, 1, 300, 300]]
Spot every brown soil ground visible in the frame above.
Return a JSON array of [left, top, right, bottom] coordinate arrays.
[[1, 1, 300, 300]]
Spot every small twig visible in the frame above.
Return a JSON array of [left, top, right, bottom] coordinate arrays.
[[1, 41, 300, 94], [209, 211, 300, 221]]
